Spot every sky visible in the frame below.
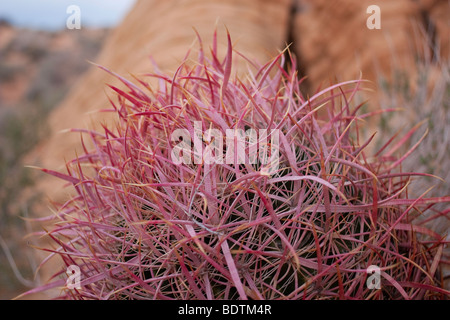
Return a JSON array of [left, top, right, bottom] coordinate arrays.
[[0, 0, 137, 30]]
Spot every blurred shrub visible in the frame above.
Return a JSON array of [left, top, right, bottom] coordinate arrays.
[[377, 60, 449, 212], [0, 26, 108, 299]]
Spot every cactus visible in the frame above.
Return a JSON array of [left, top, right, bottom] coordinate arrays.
[[23, 33, 450, 300]]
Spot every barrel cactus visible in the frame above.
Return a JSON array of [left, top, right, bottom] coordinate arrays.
[[24, 33, 449, 300]]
